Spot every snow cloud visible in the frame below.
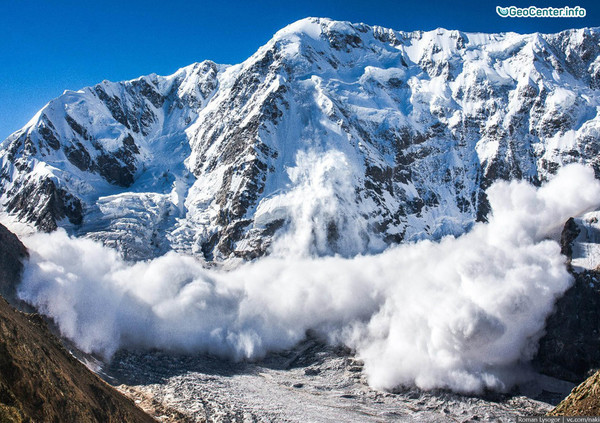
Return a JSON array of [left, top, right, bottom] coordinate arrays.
[[17, 163, 600, 393]]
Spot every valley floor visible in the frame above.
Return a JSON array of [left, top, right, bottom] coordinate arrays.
[[103, 339, 571, 423]]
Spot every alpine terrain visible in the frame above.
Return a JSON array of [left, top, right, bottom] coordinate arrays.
[[0, 223, 155, 423], [2, 18, 600, 263], [2, 17, 600, 421]]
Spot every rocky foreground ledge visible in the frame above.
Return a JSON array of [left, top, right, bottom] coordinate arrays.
[[550, 370, 600, 416], [0, 223, 155, 423]]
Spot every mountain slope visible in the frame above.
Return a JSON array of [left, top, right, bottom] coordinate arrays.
[[0, 297, 157, 423], [550, 370, 600, 416], [2, 18, 600, 261], [0, 223, 156, 423]]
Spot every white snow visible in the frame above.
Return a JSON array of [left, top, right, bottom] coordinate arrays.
[[17, 164, 600, 394]]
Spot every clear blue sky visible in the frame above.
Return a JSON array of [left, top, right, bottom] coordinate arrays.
[[1, 0, 598, 140]]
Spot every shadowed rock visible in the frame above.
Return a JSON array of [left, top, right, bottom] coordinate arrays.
[[0, 223, 156, 423]]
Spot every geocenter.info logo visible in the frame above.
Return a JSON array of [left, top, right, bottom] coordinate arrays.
[[496, 5, 586, 18]]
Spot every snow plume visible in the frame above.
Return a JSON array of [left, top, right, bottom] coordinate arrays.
[[258, 150, 386, 257], [18, 163, 600, 393]]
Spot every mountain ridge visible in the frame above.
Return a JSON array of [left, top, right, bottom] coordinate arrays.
[[2, 17, 600, 262]]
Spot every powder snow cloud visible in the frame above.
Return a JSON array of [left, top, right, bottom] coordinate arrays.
[[18, 162, 600, 393]]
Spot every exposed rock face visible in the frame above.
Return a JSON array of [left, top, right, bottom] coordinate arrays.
[[0, 223, 155, 423], [2, 19, 600, 261], [560, 217, 580, 268], [0, 224, 28, 302], [534, 219, 600, 383], [550, 370, 600, 416], [534, 270, 600, 383], [5, 178, 83, 232]]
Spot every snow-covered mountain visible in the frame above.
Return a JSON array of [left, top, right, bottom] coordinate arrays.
[[2, 17, 600, 262]]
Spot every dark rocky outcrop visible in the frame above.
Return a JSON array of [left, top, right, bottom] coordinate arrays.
[[560, 217, 580, 268], [534, 270, 600, 383], [0, 224, 28, 303], [533, 220, 600, 384], [5, 178, 83, 232], [0, 223, 155, 423]]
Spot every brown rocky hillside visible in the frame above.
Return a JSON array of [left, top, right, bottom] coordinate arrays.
[[550, 370, 600, 416], [0, 223, 155, 423]]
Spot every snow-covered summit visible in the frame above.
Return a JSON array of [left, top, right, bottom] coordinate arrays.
[[2, 18, 600, 261]]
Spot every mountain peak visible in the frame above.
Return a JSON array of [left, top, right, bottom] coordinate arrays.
[[275, 17, 336, 38], [1, 21, 600, 261], [272, 17, 369, 45]]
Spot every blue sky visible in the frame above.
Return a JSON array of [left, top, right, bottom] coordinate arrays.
[[1, 0, 598, 140]]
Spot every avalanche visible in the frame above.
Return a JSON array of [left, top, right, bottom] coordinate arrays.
[[17, 164, 600, 393]]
